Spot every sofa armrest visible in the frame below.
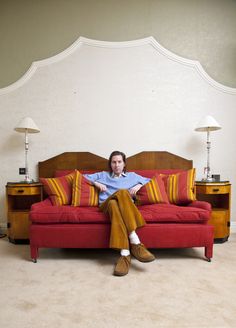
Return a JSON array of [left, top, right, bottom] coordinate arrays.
[[187, 200, 211, 212], [31, 198, 52, 210]]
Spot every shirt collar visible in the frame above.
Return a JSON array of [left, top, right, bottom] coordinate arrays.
[[111, 172, 127, 178]]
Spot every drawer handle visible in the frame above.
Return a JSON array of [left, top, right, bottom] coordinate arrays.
[[17, 189, 24, 193], [213, 188, 220, 192]]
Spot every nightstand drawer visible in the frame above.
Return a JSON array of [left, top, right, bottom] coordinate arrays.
[[7, 186, 42, 196], [196, 185, 230, 195]]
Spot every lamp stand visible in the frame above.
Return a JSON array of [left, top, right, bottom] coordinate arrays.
[[203, 130, 213, 182], [195, 115, 221, 181], [14, 117, 40, 182], [24, 130, 31, 183]]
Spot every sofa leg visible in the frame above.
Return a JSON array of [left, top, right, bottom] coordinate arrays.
[[30, 245, 39, 263], [205, 245, 213, 262]]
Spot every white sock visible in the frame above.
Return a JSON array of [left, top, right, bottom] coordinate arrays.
[[121, 249, 130, 257], [129, 231, 140, 245]]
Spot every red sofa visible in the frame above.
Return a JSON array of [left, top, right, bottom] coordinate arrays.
[[29, 151, 214, 262]]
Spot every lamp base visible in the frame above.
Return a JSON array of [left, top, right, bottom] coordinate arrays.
[[24, 176, 34, 183], [201, 177, 214, 182]]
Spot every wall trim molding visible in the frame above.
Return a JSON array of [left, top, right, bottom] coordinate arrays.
[[1, 36, 236, 96]]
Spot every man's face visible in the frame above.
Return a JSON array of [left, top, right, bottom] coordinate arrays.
[[111, 155, 125, 175]]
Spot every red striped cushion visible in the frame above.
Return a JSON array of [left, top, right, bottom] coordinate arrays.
[[71, 170, 99, 207], [135, 174, 169, 205], [40, 172, 74, 206], [161, 168, 196, 205]]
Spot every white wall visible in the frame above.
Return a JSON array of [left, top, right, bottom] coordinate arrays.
[[0, 37, 235, 229]]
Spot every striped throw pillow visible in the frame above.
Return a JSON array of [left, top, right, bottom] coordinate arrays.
[[40, 172, 74, 206], [161, 168, 196, 205], [135, 174, 169, 205], [71, 170, 99, 207]]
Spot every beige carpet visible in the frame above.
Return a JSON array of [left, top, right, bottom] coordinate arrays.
[[0, 234, 236, 328]]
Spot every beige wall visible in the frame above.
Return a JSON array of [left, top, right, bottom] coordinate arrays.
[[0, 0, 236, 88]]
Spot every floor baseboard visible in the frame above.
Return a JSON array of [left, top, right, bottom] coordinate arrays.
[[231, 221, 236, 233]]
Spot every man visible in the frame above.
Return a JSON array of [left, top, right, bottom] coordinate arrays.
[[84, 151, 155, 276]]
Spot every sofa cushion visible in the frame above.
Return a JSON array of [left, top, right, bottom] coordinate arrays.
[[71, 170, 99, 206], [30, 200, 209, 224], [135, 174, 169, 205], [30, 203, 108, 224], [161, 169, 196, 205], [139, 204, 209, 223], [40, 172, 74, 206]]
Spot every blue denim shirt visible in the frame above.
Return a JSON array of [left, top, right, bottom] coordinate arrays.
[[84, 171, 150, 204]]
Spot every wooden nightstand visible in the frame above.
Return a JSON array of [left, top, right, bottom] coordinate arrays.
[[195, 181, 231, 243], [6, 182, 43, 243]]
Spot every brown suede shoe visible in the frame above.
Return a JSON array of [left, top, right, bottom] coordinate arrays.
[[131, 243, 155, 262], [114, 255, 131, 276]]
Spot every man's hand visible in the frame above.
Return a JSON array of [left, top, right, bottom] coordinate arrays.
[[94, 182, 107, 192], [129, 183, 142, 196]]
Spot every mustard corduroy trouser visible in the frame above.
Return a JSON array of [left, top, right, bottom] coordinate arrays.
[[100, 189, 146, 250]]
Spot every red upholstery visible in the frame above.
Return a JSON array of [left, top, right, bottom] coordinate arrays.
[[71, 170, 99, 207], [136, 174, 169, 205], [29, 223, 213, 261], [30, 201, 210, 224], [138, 204, 209, 223], [29, 168, 214, 262]]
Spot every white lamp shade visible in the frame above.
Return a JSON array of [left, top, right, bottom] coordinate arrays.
[[195, 115, 221, 132], [14, 117, 40, 133]]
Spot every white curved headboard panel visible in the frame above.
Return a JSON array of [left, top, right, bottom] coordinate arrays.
[[0, 36, 235, 224]]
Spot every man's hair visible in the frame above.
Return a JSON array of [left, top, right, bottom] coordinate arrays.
[[108, 151, 127, 173]]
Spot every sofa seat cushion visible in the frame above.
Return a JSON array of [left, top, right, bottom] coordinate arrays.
[[30, 203, 109, 224], [30, 199, 210, 224], [139, 204, 209, 223]]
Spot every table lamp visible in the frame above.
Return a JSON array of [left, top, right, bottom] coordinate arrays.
[[195, 115, 221, 182], [14, 117, 40, 183]]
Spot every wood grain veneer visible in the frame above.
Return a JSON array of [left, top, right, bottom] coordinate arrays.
[[39, 151, 192, 178]]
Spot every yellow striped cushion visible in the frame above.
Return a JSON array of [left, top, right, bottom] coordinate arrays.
[[40, 172, 74, 206], [135, 174, 169, 205], [71, 170, 99, 207], [161, 168, 196, 205]]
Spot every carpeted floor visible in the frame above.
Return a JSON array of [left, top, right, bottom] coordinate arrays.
[[0, 234, 236, 328]]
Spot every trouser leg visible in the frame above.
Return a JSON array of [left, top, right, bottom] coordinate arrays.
[[100, 189, 146, 249]]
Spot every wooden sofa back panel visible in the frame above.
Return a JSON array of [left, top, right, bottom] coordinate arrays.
[[127, 151, 192, 170], [38, 151, 193, 178], [39, 152, 108, 178]]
